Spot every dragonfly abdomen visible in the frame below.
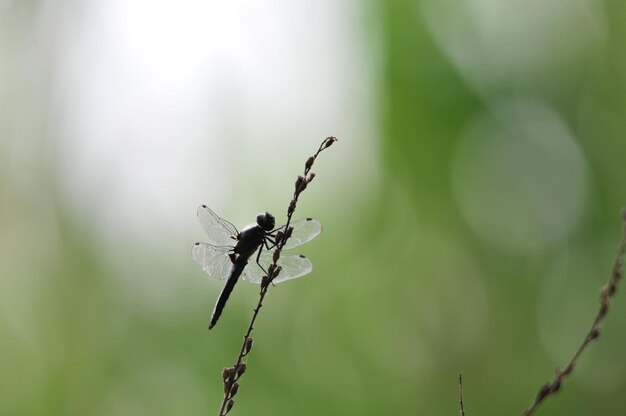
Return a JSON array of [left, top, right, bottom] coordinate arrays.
[[208, 257, 249, 330]]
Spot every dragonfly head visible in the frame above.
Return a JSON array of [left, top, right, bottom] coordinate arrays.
[[256, 212, 275, 231]]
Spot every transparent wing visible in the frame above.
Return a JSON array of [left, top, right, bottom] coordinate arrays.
[[192, 242, 234, 280], [241, 252, 313, 284], [279, 218, 322, 250], [197, 205, 239, 246]]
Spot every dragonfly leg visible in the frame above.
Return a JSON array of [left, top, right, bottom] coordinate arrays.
[[260, 239, 278, 287], [254, 245, 277, 287], [255, 245, 269, 276], [270, 224, 286, 233], [264, 236, 278, 250]]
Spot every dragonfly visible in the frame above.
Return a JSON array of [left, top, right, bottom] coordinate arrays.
[[192, 205, 322, 330]]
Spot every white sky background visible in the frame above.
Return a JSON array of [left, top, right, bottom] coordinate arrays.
[[48, 0, 378, 263], [0, 0, 380, 320]]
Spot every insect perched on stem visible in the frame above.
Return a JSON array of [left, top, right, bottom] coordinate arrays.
[[192, 205, 322, 329]]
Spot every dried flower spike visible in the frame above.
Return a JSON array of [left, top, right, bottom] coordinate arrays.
[[521, 211, 626, 415], [216, 137, 337, 416], [305, 156, 315, 171], [244, 338, 254, 355]]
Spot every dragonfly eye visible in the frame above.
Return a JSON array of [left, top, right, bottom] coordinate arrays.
[[257, 212, 275, 231]]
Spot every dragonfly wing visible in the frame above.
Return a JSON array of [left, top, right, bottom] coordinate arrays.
[[197, 205, 239, 246], [192, 242, 233, 280], [273, 253, 313, 283], [240, 258, 266, 284], [280, 218, 322, 250], [241, 252, 313, 284]]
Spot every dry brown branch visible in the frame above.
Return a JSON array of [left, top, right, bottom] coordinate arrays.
[[459, 373, 465, 416], [217, 137, 337, 416], [521, 210, 626, 416]]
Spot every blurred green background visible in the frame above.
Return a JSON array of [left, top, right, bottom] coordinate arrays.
[[2, 1, 626, 415]]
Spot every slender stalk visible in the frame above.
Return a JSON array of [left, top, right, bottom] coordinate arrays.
[[217, 137, 337, 416], [521, 211, 626, 416], [459, 374, 465, 416]]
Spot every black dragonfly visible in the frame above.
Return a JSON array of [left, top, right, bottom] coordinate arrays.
[[192, 205, 322, 329]]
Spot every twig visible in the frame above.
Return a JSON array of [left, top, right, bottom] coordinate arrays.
[[459, 373, 465, 416], [521, 210, 626, 416], [217, 137, 337, 416]]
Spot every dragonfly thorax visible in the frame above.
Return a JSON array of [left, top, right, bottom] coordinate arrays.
[[234, 226, 267, 259]]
